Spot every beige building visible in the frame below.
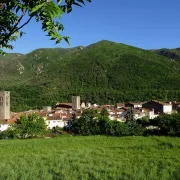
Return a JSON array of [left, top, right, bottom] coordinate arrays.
[[0, 91, 10, 120], [43, 106, 52, 112], [72, 96, 80, 110]]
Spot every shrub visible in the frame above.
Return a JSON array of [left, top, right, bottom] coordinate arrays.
[[153, 113, 180, 136], [70, 113, 145, 136]]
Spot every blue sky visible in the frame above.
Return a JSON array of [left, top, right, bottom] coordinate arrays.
[[9, 0, 180, 54]]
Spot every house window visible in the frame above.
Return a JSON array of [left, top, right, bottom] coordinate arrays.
[[48, 121, 50, 124], [53, 121, 56, 123]]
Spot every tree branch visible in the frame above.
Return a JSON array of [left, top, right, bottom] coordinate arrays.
[[12, 15, 33, 34], [0, 11, 27, 45]]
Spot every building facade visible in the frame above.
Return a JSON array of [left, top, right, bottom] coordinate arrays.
[[0, 91, 10, 120], [72, 96, 80, 110], [142, 100, 172, 114], [0, 123, 9, 131], [43, 106, 52, 112]]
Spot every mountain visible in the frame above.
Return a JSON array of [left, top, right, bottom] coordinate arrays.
[[152, 48, 180, 61], [1, 40, 180, 112]]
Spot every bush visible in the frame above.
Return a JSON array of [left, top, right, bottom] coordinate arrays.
[[153, 113, 180, 136], [0, 129, 17, 139], [0, 113, 47, 140], [70, 113, 145, 136]]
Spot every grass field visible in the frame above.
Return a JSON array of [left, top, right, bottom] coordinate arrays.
[[0, 136, 180, 180]]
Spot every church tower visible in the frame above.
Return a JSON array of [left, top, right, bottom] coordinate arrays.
[[72, 96, 80, 110], [0, 91, 10, 120]]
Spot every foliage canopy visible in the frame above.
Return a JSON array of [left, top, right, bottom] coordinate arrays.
[[11, 113, 47, 138], [1, 41, 180, 111], [0, 0, 91, 55]]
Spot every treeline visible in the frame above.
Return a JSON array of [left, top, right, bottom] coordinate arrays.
[[7, 85, 180, 112], [66, 109, 180, 137], [2, 41, 180, 111], [1, 110, 180, 139]]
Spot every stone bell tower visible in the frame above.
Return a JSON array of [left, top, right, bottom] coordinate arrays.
[[72, 96, 80, 110], [0, 91, 10, 120]]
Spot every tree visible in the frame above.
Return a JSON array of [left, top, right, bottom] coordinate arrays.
[[12, 113, 47, 138], [0, 0, 91, 55], [125, 107, 135, 122], [100, 108, 109, 117], [153, 113, 180, 136], [82, 109, 99, 119]]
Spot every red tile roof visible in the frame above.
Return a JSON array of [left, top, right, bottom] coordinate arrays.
[[46, 116, 62, 120], [62, 117, 72, 121], [7, 119, 17, 124], [36, 112, 47, 117]]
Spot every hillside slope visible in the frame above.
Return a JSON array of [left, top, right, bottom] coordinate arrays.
[[152, 48, 180, 61], [1, 40, 180, 111]]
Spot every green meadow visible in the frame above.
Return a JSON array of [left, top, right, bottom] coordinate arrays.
[[0, 136, 180, 180]]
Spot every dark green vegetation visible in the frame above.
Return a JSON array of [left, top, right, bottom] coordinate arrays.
[[0, 114, 47, 139], [0, 136, 180, 179], [153, 48, 180, 61], [1, 40, 180, 111], [1, 110, 180, 139], [151, 113, 180, 136], [70, 109, 144, 136], [70, 109, 180, 137]]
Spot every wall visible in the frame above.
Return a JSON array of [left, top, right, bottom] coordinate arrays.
[[163, 105, 172, 114], [143, 101, 163, 114], [0, 91, 10, 120], [46, 120, 67, 129], [0, 124, 9, 131]]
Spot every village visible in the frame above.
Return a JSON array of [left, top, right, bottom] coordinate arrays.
[[0, 91, 180, 132]]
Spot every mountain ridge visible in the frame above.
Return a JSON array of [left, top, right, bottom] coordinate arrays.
[[1, 40, 180, 111]]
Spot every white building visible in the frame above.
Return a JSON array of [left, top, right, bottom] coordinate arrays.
[[126, 102, 142, 108], [148, 109, 159, 119], [0, 122, 9, 132], [46, 116, 69, 129], [81, 102, 86, 109], [163, 103, 172, 114]]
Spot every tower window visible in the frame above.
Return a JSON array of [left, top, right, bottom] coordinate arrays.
[[6, 96, 9, 106]]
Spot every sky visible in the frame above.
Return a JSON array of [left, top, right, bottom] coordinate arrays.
[[8, 0, 180, 54]]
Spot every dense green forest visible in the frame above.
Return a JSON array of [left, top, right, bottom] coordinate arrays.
[[1, 40, 180, 111], [153, 48, 180, 61]]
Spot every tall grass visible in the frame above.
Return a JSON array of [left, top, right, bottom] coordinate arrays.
[[0, 136, 180, 180]]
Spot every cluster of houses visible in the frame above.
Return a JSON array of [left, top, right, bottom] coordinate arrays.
[[0, 91, 179, 132]]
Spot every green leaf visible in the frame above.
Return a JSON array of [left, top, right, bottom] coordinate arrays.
[[63, 36, 70, 45], [31, 3, 46, 14]]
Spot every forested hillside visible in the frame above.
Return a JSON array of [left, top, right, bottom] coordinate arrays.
[[152, 48, 180, 61], [1, 40, 180, 112]]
